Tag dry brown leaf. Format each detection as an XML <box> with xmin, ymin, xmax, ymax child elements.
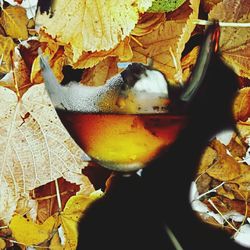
<box><xmin>201</xmin><ymin>0</ymin><xmax>222</xmax><ymax>12</ymax></box>
<box><xmin>233</xmin><ymin>87</ymin><xmax>250</xmax><ymax>122</ymax></box>
<box><xmin>207</xmin><ymin>140</ymin><xmax>241</xmax><ymax>181</ymax></box>
<box><xmin>0</xmin><ymin>46</ymin><xmax>36</xmax><ymax>97</ymax></box>
<box><xmin>81</xmin><ymin>57</ymin><xmax>118</xmax><ymax>86</ymax></box>
<box><xmin>36</xmin><ymin>0</ymin><xmax>152</xmax><ymax>62</ymax></box>
<box><xmin>227</xmin><ymin>135</ymin><xmax>247</xmax><ymax>159</ymax></box>
<box><xmin>69</xmin><ymin>36</ymin><xmax>133</xmax><ymax>69</ymax></box>
<box><xmin>204</xmin><ymin>196</ymin><xmax>250</xmax><ymax>217</ymax></box>
<box><xmin>237</xmin><ymin>120</ymin><xmax>250</xmax><ymax>139</ymax></box>
<box><xmin>32</xmin><ymin>176</ymin><xmax>94</xmax><ymax>223</ymax></box>
<box><xmin>131</xmin><ymin>12</ymin><xmax>166</xmax><ymax>36</ymax></box>
<box><xmin>197</xmin><ymin>146</ymin><xmax>217</xmax><ymax>175</ymax></box>
<box><xmin>0</xmin><ymin>84</ymin><xmax>91</xmax><ymax>223</ymax></box>
<box><xmin>31</xmin><ymin>31</ymin><xmax>65</xmax><ymax>84</ymax></box>
<box><xmin>0</xmin><ymin>34</ymin><xmax>15</xmax><ymax>74</ymax></box>
<box><xmin>19</xmin><ymin>40</ymin><xmax>41</xmax><ymax>71</ymax></box>
<box><xmin>131</xmin><ymin>0</ymin><xmax>200</xmax><ymax>83</ymax></box>
<box><xmin>235</xmin><ymin>167</ymin><xmax>250</xmax><ymax>192</ymax></box>
<box><xmin>0</xmin><ymin>5</ymin><xmax>28</xmax><ymax>40</ymax></box>
<box><xmin>181</xmin><ymin>46</ymin><xmax>199</xmax><ymax>83</ymax></box>
<box><xmin>209</xmin><ymin>0</ymin><xmax>250</xmax><ymax>79</ymax></box>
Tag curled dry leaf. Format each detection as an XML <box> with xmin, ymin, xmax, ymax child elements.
<box><xmin>207</xmin><ymin>140</ymin><xmax>241</xmax><ymax>181</ymax></box>
<box><xmin>31</xmin><ymin>31</ymin><xmax>65</xmax><ymax>84</ymax></box>
<box><xmin>36</xmin><ymin>0</ymin><xmax>152</xmax><ymax>62</ymax></box>
<box><xmin>131</xmin><ymin>0</ymin><xmax>200</xmax><ymax>83</ymax></box>
<box><xmin>0</xmin><ymin>5</ymin><xmax>29</xmax><ymax>40</ymax></box>
<box><xmin>0</xmin><ymin>34</ymin><xmax>15</xmax><ymax>74</ymax></box>
<box><xmin>233</xmin><ymin>87</ymin><xmax>250</xmax><ymax>122</ymax></box>
<box><xmin>0</xmin><ymin>84</ymin><xmax>89</xmax><ymax>223</ymax></box>
<box><xmin>209</xmin><ymin>0</ymin><xmax>250</xmax><ymax>79</ymax></box>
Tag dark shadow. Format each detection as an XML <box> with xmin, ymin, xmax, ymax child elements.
<box><xmin>76</xmin><ymin>53</ymin><xmax>247</xmax><ymax>250</ymax></box>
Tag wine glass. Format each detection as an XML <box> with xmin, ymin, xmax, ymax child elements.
<box><xmin>40</xmin><ymin>23</ymin><xmax>220</xmax><ymax>176</ymax></box>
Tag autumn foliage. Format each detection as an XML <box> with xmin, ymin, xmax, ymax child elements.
<box><xmin>0</xmin><ymin>0</ymin><xmax>250</xmax><ymax>249</ymax></box>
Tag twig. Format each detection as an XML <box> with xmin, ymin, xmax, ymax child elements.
<box><xmin>54</xmin><ymin>179</ymin><xmax>62</xmax><ymax>212</ymax></box>
<box><xmin>194</xmin><ymin>19</ymin><xmax>250</xmax><ymax>28</ymax></box>
<box><xmin>208</xmin><ymin>199</ymin><xmax>238</xmax><ymax>232</ymax></box>
<box><xmin>195</xmin><ymin>181</ymin><xmax>225</xmax><ymax>201</ymax></box>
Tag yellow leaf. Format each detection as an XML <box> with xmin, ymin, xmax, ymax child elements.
<box><xmin>60</xmin><ymin>191</ymin><xmax>103</xmax><ymax>249</ymax></box>
<box><xmin>0</xmin><ymin>238</ymin><xmax>6</xmax><ymax>250</ymax></box>
<box><xmin>131</xmin><ymin>0</ymin><xmax>200</xmax><ymax>83</ymax></box>
<box><xmin>209</xmin><ymin>0</ymin><xmax>250</xmax><ymax>79</ymax></box>
<box><xmin>81</xmin><ymin>57</ymin><xmax>118</xmax><ymax>86</ymax></box>
<box><xmin>36</xmin><ymin>0</ymin><xmax>152</xmax><ymax>62</ymax></box>
<box><xmin>70</xmin><ymin>36</ymin><xmax>133</xmax><ymax>69</ymax></box>
<box><xmin>49</xmin><ymin>230</ymin><xmax>64</xmax><ymax>250</ymax></box>
<box><xmin>9</xmin><ymin>214</ymin><xmax>56</xmax><ymax>246</ymax></box>
<box><xmin>0</xmin><ymin>34</ymin><xmax>15</xmax><ymax>74</ymax></box>
<box><xmin>1</xmin><ymin>5</ymin><xmax>28</xmax><ymax>40</ymax></box>
<box><xmin>31</xmin><ymin>30</ymin><xmax>65</xmax><ymax>84</ymax></box>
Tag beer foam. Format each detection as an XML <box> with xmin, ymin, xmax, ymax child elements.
<box><xmin>41</xmin><ymin>55</ymin><xmax>169</xmax><ymax>114</ymax></box>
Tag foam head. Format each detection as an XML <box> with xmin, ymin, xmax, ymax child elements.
<box><xmin>40</xmin><ymin>57</ymin><xmax>169</xmax><ymax>114</ymax></box>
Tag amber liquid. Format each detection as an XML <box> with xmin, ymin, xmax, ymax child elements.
<box><xmin>57</xmin><ymin>110</ymin><xmax>187</xmax><ymax>172</ymax></box>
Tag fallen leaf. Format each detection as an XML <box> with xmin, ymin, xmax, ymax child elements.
<box><xmin>0</xmin><ymin>34</ymin><xmax>15</xmax><ymax>74</ymax></box>
<box><xmin>201</xmin><ymin>0</ymin><xmax>223</xmax><ymax>12</ymax></box>
<box><xmin>81</xmin><ymin>57</ymin><xmax>118</xmax><ymax>86</ymax></box>
<box><xmin>32</xmin><ymin>176</ymin><xmax>94</xmax><ymax>223</ymax></box>
<box><xmin>233</xmin><ymin>87</ymin><xmax>250</xmax><ymax>122</ymax></box>
<box><xmin>0</xmin><ymin>238</ymin><xmax>6</xmax><ymax>249</ymax></box>
<box><xmin>18</xmin><ymin>39</ymin><xmax>41</xmax><ymax>71</ymax></box>
<box><xmin>9</xmin><ymin>214</ymin><xmax>56</xmax><ymax>246</ymax></box>
<box><xmin>0</xmin><ymin>181</ymin><xmax>17</xmax><ymax>224</ymax></box>
<box><xmin>0</xmin><ymin>5</ymin><xmax>29</xmax><ymax>40</ymax></box>
<box><xmin>36</xmin><ymin>0</ymin><xmax>152</xmax><ymax>62</ymax></box>
<box><xmin>209</xmin><ymin>0</ymin><xmax>250</xmax><ymax>79</ymax></box>
<box><xmin>206</xmin><ymin>140</ymin><xmax>241</xmax><ymax>181</ymax></box>
<box><xmin>148</xmin><ymin>0</ymin><xmax>186</xmax><ymax>12</ymax></box>
<box><xmin>237</xmin><ymin>120</ymin><xmax>250</xmax><ymax>140</ymax></box>
<box><xmin>131</xmin><ymin>13</ymin><xmax>166</xmax><ymax>36</ymax></box>
<box><xmin>131</xmin><ymin>0</ymin><xmax>200</xmax><ymax>83</ymax></box>
<box><xmin>197</xmin><ymin>146</ymin><xmax>217</xmax><ymax>175</ymax></box>
<box><xmin>68</xmin><ymin>36</ymin><xmax>133</xmax><ymax>69</ymax></box>
<box><xmin>204</xmin><ymin>196</ymin><xmax>250</xmax><ymax>217</ymax></box>
<box><xmin>60</xmin><ymin>190</ymin><xmax>103</xmax><ymax>249</ymax></box>
<box><xmin>0</xmin><ymin>83</ymin><xmax>90</xmax><ymax>222</ymax></box>
<box><xmin>227</xmin><ymin>135</ymin><xmax>247</xmax><ymax>159</ymax></box>
<box><xmin>181</xmin><ymin>46</ymin><xmax>199</xmax><ymax>83</ymax></box>
<box><xmin>31</xmin><ymin>31</ymin><xmax>65</xmax><ymax>84</ymax></box>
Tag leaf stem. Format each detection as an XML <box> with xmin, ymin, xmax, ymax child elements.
<box><xmin>194</xmin><ymin>19</ymin><xmax>250</xmax><ymax>28</ymax></box>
